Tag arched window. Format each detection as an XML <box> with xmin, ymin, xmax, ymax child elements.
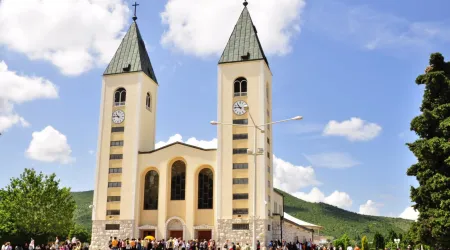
<box><xmin>234</xmin><ymin>77</ymin><xmax>247</xmax><ymax>97</ymax></box>
<box><xmin>143</xmin><ymin>170</ymin><xmax>159</xmax><ymax>210</ymax></box>
<box><xmin>171</xmin><ymin>160</ymin><xmax>186</xmax><ymax>200</ymax></box>
<box><xmin>146</xmin><ymin>92</ymin><xmax>151</xmax><ymax>111</ymax></box>
<box><xmin>198</xmin><ymin>168</ymin><xmax>213</xmax><ymax>209</ymax></box>
<box><xmin>114</xmin><ymin>88</ymin><xmax>126</xmax><ymax>106</ymax></box>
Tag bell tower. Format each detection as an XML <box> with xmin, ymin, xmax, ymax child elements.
<box><xmin>216</xmin><ymin>0</ymin><xmax>274</xmax><ymax>244</ymax></box>
<box><xmin>91</xmin><ymin>8</ymin><xmax>158</xmax><ymax>248</ymax></box>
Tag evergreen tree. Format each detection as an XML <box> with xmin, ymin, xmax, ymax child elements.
<box><xmin>387</xmin><ymin>230</ymin><xmax>398</xmax><ymax>245</ymax></box>
<box><xmin>407</xmin><ymin>52</ymin><xmax>450</xmax><ymax>248</ymax></box>
<box><xmin>373</xmin><ymin>232</ymin><xmax>385</xmax><ymax>250</ymax></box>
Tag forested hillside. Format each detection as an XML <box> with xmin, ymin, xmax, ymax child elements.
<box><xmin>72</xmin><ymin>189</ymin><xmax>412</xmax><ymax>240</ymax></box>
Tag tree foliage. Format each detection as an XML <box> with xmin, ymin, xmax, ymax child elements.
<box><xmin>386</xmin><ymin>230</ymin><xmax>398</xmax><ymax>245</ymax></box>
<box><xmin>0</xmin><ymin>168</ymin><xmax>76</xmax><ymax>240</ymax></box>
<box><xmin>373</xmin><ymin>232</ymin><xmax>385</xmax><ymax>250</ymax></box>
<box><xmin>69</xmin><ymin>224</ymin><xmax>90</xmax><ymax>243</ymax></box>
<box><xmin>361</xmin><ymin>236</ymin><xmax>369</xmax><ymax>250</ymax></box>
<box><xmin>407</xmin><ymin>52</ymin><xmax>450</xmax><ymax>248</ymax></box>
<box><xmin>334</xmin><ymin>233</ymin><xmax>351</xmax><ymax>249</ymax></box>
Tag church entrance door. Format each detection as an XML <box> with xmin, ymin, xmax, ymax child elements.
<box><xmin>197</xmin><ymin>230</ymin><xmax>212</xmax><ymax>241</ymax></box>
<box><xmin>142</xmin><ymin>230</ymin><xmax>155</xmax><ymax>238</ymax></box>
<box><xmin>169</xmin><ymin>230</ymin><xmax>183</xmax><ymax>239</ymax></box>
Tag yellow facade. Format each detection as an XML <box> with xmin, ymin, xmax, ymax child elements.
<box><xmin>90</xmin><ymin>3</ymin><xmax>314</xmax><ymax>250</ymax></box>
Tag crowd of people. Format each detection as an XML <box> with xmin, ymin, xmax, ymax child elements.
<box><xmin>1</xmin><ymin>237</ymin><xmax>89</xmax><ymax>250</ymax></box>
<box><xmin>106</xmin><ymin>237</ymin><xmax>320</xmax><ymax>250</ymax></box>
<box><xmin>108</xmin><ymin>237</ymin><xmax>217</xmax><ymax>250</ymax></box>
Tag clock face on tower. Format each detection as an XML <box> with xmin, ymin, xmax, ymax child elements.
<box><xmin>233</xmin><ymin>100</ymin><xmax>248</xmax><ymax>116</ymax></box>
<box><xmin>112</xmin><ymin>110</ymin><xmax>125</xmax><ymax>124</ymax></box>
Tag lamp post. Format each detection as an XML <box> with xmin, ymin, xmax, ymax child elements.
<box><xmin>394</xmin><ymin>239</ymin><xmax>400</xmax><ymax>249</ymax></box>
<box><xmin>211</xmin><ymin>105</ymin><xmax>302</xmax><ymax>250</ymax></box>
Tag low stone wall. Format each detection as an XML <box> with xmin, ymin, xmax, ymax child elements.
<box><xmin>282</xmin><ymin>221</ymin><xmax>312</xmax><ymax>243</ymax></box>
<box><xmin>216</xmin><ymin>219</ymin><xmax>268</xmax><ymax>247</ymax></box>
<box><xmin>90</xmin><ymin>220</ymin><xmax>134</xmax><ymax>250</ymax></box>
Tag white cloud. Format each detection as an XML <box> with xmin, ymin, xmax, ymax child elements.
<box><xmin>26</xmin><ymin>126</ymin><xmax>75</xmax><ymax>164</ymax></box>
<box><xmin>323</xmin><ymin>117</ymin><xmax>382</xmax><ymax>141</ymax></box>
<box><xmin>359</xmin><ymin>200</ymin><xmax>383</xmax><ymax>216</ymax></box>
<box><xmin>155</xmin><ymin>134</ymin><xmax>217</xmax><ymax>149</ymax></box>
<box><xmin>160</xmin><ymin>0</ymin><xmax>306</xmax><ymax>57</ymax></box>
<box><xmin>0</xmin><ymin>61</ymin><xmax>58</xmax><ymax>132</ymax></box>
<box><xmin>304</xmin><ymin>152</ymin><xmax>360</xmax><ymax>169</ymax></box>
<box><xmin>399</xmin><ymin>206</ymin><xmax>419</xmax><ymax>221</ymax></box>
<box><xmin>89</xmin><ymin>150</ymin><xmax>95</xmax><ymax>155</ymax></box>
<box><xmin>0</xmin><ymin>0</ymin><xmax>129</xmax><ymax>75</ymax></box>
<box><xmin>293</xmin><ymin>187</ymin><xmax>353</xmax><ymax>209</ymax></box>
<box><xmin>306</xmin><ymin>0</ymin><xmax>450</xmax><ymax>53</ymax></box>
<box><xmin>273</xmin><ymin>155</ymin><xmax>320</xmax><ymax>192</ymax></box>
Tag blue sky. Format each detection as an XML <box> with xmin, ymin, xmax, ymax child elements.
<box><xmin>1</xmin><ymin>0</ymin><xmax>449</xmax><ymax>220</ymax></box>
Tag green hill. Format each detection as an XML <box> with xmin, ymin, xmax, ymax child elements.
<box><xmin>72</xmin><ymin>190</ymin><xmax>94</xmax><ymax>230</ymax></box>
<box><xmin>278</xmin><ymin>189</ymin><xmax>412</xmax><ymax>240</ymax></box>
<box><xmin>72</xmin><ymin>189</ymin><xmax>412</xmax><ymax>240</ymax></box>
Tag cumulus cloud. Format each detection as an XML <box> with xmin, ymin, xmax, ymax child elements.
<box><xmin>359</xmin><ymin>200</ymin><xmax>383</xmax><ymax>216</ymax></box>
<box><xmin>0</xmin><ymin>61</ymin><xmax>58</xmax><ymax>132</ymax></box>
<box><xmin>160</xmin><ymin>0</ymin><xmax>306</xmax><ymax>57</ymax></box>
<box><xmin>273</xmin><ymin>155</ymin><xmax>320</xmax><ymax>192</ymax></box>
<box><xmin>26</xmin><ymin>126</ymin><xmax>75</xmax><ymax>164</ymax></box>
<box><xmin>323</xmin><ymin>117</ymin><xmax>382</xmax><ymax>141</ymax></box>
<box><xmin>155</xmin><ymin>134</ymin><xmax>217</xmax><ymax>149</ymax></box>
<box><xmin>0</xmin><ymin>0</ymin><xmax>129</xmax><ymax>75</ymax></box>
<box><xmin>304</xmin><ymin>152</ymin><xmax>360</xmax><ymax>169</ymax></box>
<box><xmin>399</xmin><ymin>206</ymin><xmax>419</xmax><ymax>221</ymax></box>
<box><xmin>293</xmin><ymin>187</ymin><xmax>353</xmax><ymax>209</ymax></box>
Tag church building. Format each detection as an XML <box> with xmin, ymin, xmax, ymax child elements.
<box><xmin>91</xmin><ymin>2</ymin><xmax>320</xmax><ymax>249</ymax></box>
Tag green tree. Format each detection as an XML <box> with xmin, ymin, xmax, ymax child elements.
<box><xmin>69</xmin><ymin>224</ymin><xmax>90</xmax><ymax>243</ymax></box>
<box><xmin>407</xmin><ymin>52</ymin><xmax>450</xmax><ymax>248</ymax></box>
<box><xmin>0</xmin><ymin>169</ymin><xmax>76</xmax><ymax>239</ymax></box>
<box><xmin>373</xmin><ymin>232</ymin><xmax>385</xmax><ymax>250</ymax></box>
<box><xmin>387</xmin><ymin>230</ymin><xmax>398</xmax><ymax>244</ymax></box>
<box><xmin>355</xmin><ymin>235</ymin><xmax>361</xmax><ymax>245</ymax></box>
<box><xmin>340</xmin><ymin>233</ymin><xmax>351</xmax><ymax>249</ymax></box>
<box><xmin>361</xmin><ymin>236</ymin><xmax>369</xmax><ymax>250</ymax></box>
<box><xmin>385</xmin><ymin>242</ymin><xmax>396</xmax><ymax>250</ymax></box>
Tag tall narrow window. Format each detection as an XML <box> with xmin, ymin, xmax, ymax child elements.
<box><xmin>114</xmin><ymin>88</ymin><xmax>126</xmax><ymax>106</ymax></box>
<box><xmin>171</xmin><ymin>160</ymin><xmax>186</xmax><ymax>200</ymax></box>
<box><xmin>234</xmin><ymin>78</ymin><xmax>247</xmax><ymax>97</ymax></box>
<box><xmin>146</xmin><ymin>92</ymin><xmax>152</xmax><ymax>111</ymax></box>
<box><xmin>144</xmin><ymin>170</ymin><xmax>159</xmax><ymax>210</ymax></box>
<box><xmin>198</xmin><ymin>168</ymin><xmax>213</xmax><ymax>209</ymax></box>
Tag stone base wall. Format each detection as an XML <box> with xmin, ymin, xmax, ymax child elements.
<box><xmin>282</xmin><ymin>221</ymin><xmax>312</xmax><ymax>243</ymax></box>
<box><xmin>90</xmin><ymin>220</ymin><xmax>134</xmax><ymax>250</ymax></box>
<box><xmin>216</xmin><ymin>219</ymin><xmax>268</xmax><ymax>247</ymax></box>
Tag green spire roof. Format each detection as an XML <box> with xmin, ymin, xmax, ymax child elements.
<box><xmin>104</xmin><ymin>21</ymin><xmax>158</xmax><ymax>83</ymax></box>
<box><xmin>219</xmin><ymin>6</ymin><xmax>268</xmax><ymax>66</ymax></box>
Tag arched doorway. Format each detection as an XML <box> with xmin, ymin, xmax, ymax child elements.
<box><xmin>166</xmin><ymin>217</ymin><xmax>185</xmax><ymax>239</ymax></box>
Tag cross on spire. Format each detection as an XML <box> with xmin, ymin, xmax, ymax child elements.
<box><xmin>243</xmin><ymin>0</ymin><xmax>248</xmax><ymax>7</ymax></box>
<box><xmin>132</xmin><ymin>2</ymin><xmax>139</xmax><ymax>21</ymax></box>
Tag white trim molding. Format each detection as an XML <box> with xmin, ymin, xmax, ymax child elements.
<box><xmin>138</xmin><ymin>224</ymin><xmax>158</xmax><ymax>230</ymax></box>
<box><xmin>165</xmin><ymin>216</ymin><xmax>187</xmax><ymax>239</ymax></box>
<box><xmin>193</xmin><ymin>225</ymin><xmax>214</xmax><ymax>230</ymax></box>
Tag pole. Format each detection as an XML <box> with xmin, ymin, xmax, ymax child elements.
<box><xmin>252</xmin><ymin>124</ymin><xmax>257</xmax><ymax>250</ymax></box>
